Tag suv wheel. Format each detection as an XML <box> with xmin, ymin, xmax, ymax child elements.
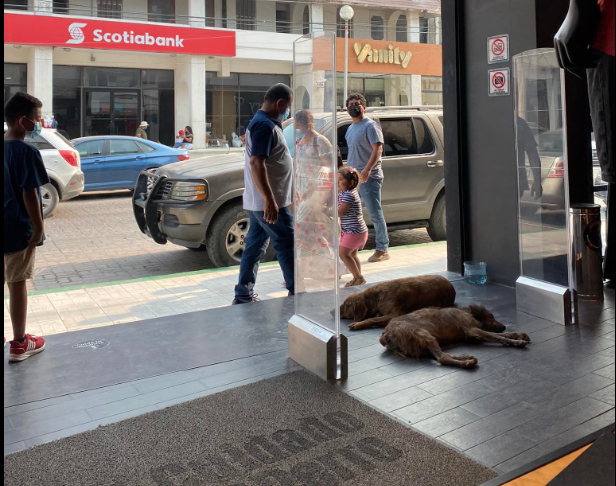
<box><xmin>41</xmin><ymin>183</ymin><xmax>59</xmax><ymax>218</ymax></box>
<box><xmin>427</xmin><ymin>194</ymin><xmax>447</xmax><ymax>241</ymax></box>
<box><xmin>207</xmin><ymin>202</ymin><xmax>276</xmax><ymax>268</ymax></box>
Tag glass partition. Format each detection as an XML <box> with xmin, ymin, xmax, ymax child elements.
<box><xmin>513</xmin><ymin>49</ymin><xmax>570</xmax><ymax>288</ymax></box>
<box><xmin>293</xmin><ymin>33</ymin><xmax>341</xmax><ymax>337</ymax></box>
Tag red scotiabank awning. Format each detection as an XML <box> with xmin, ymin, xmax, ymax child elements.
<box><xmin>4</xmin><ymin>12</ymin><xmax>236</xmax><ymax>57</ymax></box>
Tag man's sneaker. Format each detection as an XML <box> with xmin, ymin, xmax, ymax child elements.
<box><xmin>9</xmin><ymin>335</ymin><xmax>46</xmax><ymax>362</ymax></box>
<box><xmin>368</xmin><ymin>251</ymin><xmax>390</xmax><ymax>263</ymax></box>
<box><xmin>232</xmin><ymin>295</ymin><xmax>260</xmax><ymax>306</ymax></box>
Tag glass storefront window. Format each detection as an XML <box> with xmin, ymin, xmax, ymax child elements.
<box><xmin>422</xmin><ymin>76</ymin><xmax>443</xmax><ymax>105</ymax></box>
<box><xmin>206</xmin><ymin>72</ymin><xmax>291</xmax><ymax>147</ymax></box>
<box><xmin>4</xmin><ymin>63</ymin><xmax>27</xmax><ymax>106</ymax></box>
<box><xmin>53</xmin><ymin>66</ymin><xmax>81</xmax><ymax>139</ymax></box>
<box><xmin>84</xmin><ymin>68</ymin><xmax>141</xmax><ymax>88</ymax></box>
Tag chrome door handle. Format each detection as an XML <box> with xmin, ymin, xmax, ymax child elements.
<box><xmin>427</xmin><ymin>160</ymin><xmax>444</xmax><ymax>168</ymax></box>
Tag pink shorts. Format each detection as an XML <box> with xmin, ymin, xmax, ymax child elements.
<box><xmin>340</xmin><ymin>232</ymin><xmax>369</xmax><ymax>250</ymax></box>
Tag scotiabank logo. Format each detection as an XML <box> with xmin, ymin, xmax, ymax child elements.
<box><xmin>67</xmin><ymin>22</ymin><xmax>87</xmax><ymax>45</ymax></box>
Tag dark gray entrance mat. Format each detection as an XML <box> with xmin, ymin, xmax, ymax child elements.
<box><xmin>4</xmin><ymin>371</ymin><xmax>497</xmax><ymax>486</ymax></box>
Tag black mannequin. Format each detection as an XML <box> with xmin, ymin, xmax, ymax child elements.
<box><xmin>554</xmin><ymin>0</ymin><xmax>601</xmax><ymax>71</ymax></box>
<box><xmin>555</xmin><ymin>0</ymin><xmax>615</xmax><ymax>285</ymax></box>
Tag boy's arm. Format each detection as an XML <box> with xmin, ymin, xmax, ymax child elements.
<box><xmin>23</xmin><ymin>189</ymin><xmax>44</xmax><ymax>247</ymax></box>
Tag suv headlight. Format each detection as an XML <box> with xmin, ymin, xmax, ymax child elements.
<box><xmin>168</xmin><ymin>181</ymin><xmax>207</xmax><ymax>202</ymax></box>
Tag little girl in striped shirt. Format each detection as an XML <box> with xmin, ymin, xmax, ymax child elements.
<box><xmin>338</xmin><ymin>167</ymin><xmax>369</xmax><ymax>287</ymax></box>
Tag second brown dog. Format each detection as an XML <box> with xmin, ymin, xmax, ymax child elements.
<box><xmin>340</xmin><ymin>275</ymin><xmax>456</xmax><ymax>330</ymax></box>
<box><xmin>379</xmin><ymin>305</ymin><xmax>531</xmax><ymax>368</ymax></box>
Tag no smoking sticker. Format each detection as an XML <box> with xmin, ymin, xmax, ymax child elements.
<box><xmin>488</xmin><ymin>34</ymin><xmax>509</xmax><ymax>63</ymax></box>
<box><xmin>489</xmin><ymin>68</ymin><xmax>510</xmax><ymax>96</ymax></box>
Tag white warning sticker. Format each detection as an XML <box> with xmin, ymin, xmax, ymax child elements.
<box><xmin>488</xmin><ymin>34</ymin><xmax>510</xmax><ymax>64</ymax></box>
<box><xmin>489</xmin><ymin>68</ymin><xmax>510</xmax><ymax>97</ymax></box>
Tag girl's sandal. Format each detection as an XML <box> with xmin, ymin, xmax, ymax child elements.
<box><xmin>351</xmin><ymin>277</ymin><xmax>366</xmax><ymax>287</ymax></box>
<box><xmin>345</xmin><ymin>278</ymin><xmax>357</xmax><ymax>288</ymax></box>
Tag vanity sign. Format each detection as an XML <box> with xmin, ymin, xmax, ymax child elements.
<box><xmin>354</xmin><ymin>42</ymin><xmax>413</xmax><ymax>69</ymax></box>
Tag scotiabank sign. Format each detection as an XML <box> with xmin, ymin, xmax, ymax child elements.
<box><xmin>4</xmin><ymin>13</ymin><xmax>236</xmax><ymax>57</ymax></box>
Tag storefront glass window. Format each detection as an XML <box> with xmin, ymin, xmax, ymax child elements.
<box><xmin>422</xmin><ymin>76</ymin><xmax>443</xmax><ymax>105</ymax></box>
<box><xmin>53</xmin><ymin>66</ymin><xmax>81</xmax><ymax>139</ymax></box>
<box><xmin>84</xmin><ymin>68</ymin><xmax>141</xmax><ymax>88</ymax></box>
<box><xmin>4</xmin><ymin>63</ymin><xmax>27</xmax><ymax>106</ymax></box>
<box><xmin>206</xmin><ymin>72</ymin><xmax>291</xmax><ymax>146</ymax></box>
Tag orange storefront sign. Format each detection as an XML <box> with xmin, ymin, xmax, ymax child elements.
<box><xmin>314</xmin><ymin>37</ymin><xmax>442</xmax><ymax>76</ymax></box>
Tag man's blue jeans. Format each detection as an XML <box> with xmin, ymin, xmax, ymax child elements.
<box><xmin>359</xmin><ymin>177</ymin><xmax>389</xmax><ymax>252</ymax></box>
<box><xmin>234</xmin><ymin>207</ymin><xmax>295</xmax><ymax>302</ymax></box>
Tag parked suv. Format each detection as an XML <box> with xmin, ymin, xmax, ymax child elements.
<box><xmin>4</xmin><ymin>124</ymin><xmax>84</xmax><ymax>218</ymax></box>
<box><xmin>133</xmin><ymin>107</ymin><xmax>445</xmax><ymax>268</ymax></box>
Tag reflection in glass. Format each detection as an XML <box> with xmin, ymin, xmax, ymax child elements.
<box><xmin>514</xmin><ymin>49</ymin><xmax>569</xmax><ymax>287</ymax></box>
<box><xmin>293</xmin><ymin>33</ymin><xmax>341</xmax><ymax>336</ymax></box>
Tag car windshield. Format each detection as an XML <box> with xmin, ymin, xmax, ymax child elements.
<box><xmin>282</xmin><ymin>116</ymin><xmax>330</xmax><ymax>157</ymax></box>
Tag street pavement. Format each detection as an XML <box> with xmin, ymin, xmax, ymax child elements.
<box><xmin>18</xmin><ymin>192</ymin><xmax>435</xmax><ymax>291</ymax></box>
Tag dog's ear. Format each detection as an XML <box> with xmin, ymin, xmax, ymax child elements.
<box><xmin>468</xmin><ymin>304</ymin><xmax>487</xmax><ymax>319</ymax></box>
<box><xmin>354</xmin><ymin>300</ymin><xmax>368</xmax><ymax>322</ymax></box>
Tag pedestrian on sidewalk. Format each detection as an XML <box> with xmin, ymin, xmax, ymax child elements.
<box><xmin>136</xmin><ymin>121</ymin><xmax>149</xmax><ymax>140</ymax></box>
<box><xmin>4</xmin><ymin>92</ymin><xmax>49</xmax><ymax>362</ymax></box>
<box><xmin>338</xmin><ymin>167</ymin><xmax>369</xmax><ymax>287</ymax></box>
<box><xmin>345</xmin><ymin>93</ymin><xmax>390</xmax><ymax>263</ymax></box>
<box><xmin>233</xmin><ymin>84</ymin><xmax>295</xmax><ymax>305</ymax></box>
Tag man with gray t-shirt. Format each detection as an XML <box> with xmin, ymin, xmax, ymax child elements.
<box><xmin>234</xmin><ymin>84</ymin><xmax>295</xmax><ymax>305</ymax></box>
<box><xmin>345</xmin><ymin>93</ymin><xmax>389</xmax><ymax>262</ymax></box>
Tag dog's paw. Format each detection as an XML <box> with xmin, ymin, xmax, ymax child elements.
<box><xmin>508</xmin><ymin>332</ymin><xmax>531</xmax><ymax>342</ymax></box>
<box><xmin>512</xmin><ymin>339</ymin><xmax>530</xmax><ymax>348</ymax></box>
<box><xmin>459</xmin><ymin>357</ymin><xmax>478</xmax><ymax>369</ymax></box>
<box><xmin>348</xmin><ymin>323</ymin><xmax>359</xmax><ymax>331</ymax></box>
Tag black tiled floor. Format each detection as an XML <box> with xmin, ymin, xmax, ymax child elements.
<box><xmin>3</xmin><ymin>281</ymin><xmax>614</xmax><ymax>480</ymax></box>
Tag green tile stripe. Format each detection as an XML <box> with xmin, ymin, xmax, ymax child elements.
<box><xmin>4</xmin><ymin>241</ymin><xmax>446</xmax><ymax>299</ymax></box>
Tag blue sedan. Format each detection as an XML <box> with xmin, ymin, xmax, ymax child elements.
<box><xmin>72</xmin><ymin>136</ymin><xmax>190</xmax><ymax>192</ymax></box>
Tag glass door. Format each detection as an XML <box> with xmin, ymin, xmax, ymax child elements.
<box><xmin>83</xmin><ymin>89</ymin><xmax>141</xmax><ymax>137</ymax></box>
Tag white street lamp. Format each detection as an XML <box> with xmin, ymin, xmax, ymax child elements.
<box><xmin>340</xmin><ymin>5</ymin><xmax>355</xmax><ymax>108</ymax></box>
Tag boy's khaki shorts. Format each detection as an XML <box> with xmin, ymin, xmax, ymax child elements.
<box><xmin>4</xmin><ymin>247</ymin><xmax>36</xmax><ymax>284</ymax></box>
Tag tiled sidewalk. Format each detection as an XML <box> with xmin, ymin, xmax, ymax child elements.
<box><xmin>4</xmin><ymin>242</ymin><xmax>447</xmax><ymax>338</ymax></box>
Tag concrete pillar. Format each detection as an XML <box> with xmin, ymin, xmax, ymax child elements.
<box><xmin>408</xmin><ymin>10</ymin><xmax>420</xmax><ymax>43</ymax></box>
<box><xmin>189</xmin><ymin>0</ymin><xmax>206</xmax><ymax>28</ymax></box>
<box><xmin>175</xmin><ymin>56</ymin><xmax>207</xmax><ymax>150</ymax></box>
<box><xmin>27</xmin><ymin>47</ymin><xmax>53</xmax><ymax>115</ymax></box>
<box><xmin>411</xmin><ymin>74</ymin><xmax>422</xmax><ymax>105</ymax></box>
<box><xmin>310</xmin><ymin>4</ymin><xmax>324</xmax><ymax>34</ymax></box>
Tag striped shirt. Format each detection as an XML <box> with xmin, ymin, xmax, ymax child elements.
<box><xmin>339</xmin><ymin>189</ymin><xmax>368</xmax><ymax>235</ymax></box>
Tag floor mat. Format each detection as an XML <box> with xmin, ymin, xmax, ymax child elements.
<box><xmin>4</xmin><ymin>371</ymin><xmax>497</xmax><ymax>486</ymax></box>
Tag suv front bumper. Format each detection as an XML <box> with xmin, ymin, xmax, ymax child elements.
<box><xmin>132</xmin><ymin>171</ymin><xmax>210</xmax><ymax>248</ymax></box>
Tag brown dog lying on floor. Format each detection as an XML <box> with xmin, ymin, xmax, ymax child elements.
<box><xmin>379</xmin><ymin>305</ymin><xmax>531</xmax><ymax>368</ymax></box>
<box><xmin>340</xmin><ymin>276</ymin><xmax>456</xmax><ymax>330</ymax></box>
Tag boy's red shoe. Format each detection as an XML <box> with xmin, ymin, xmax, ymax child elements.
<box><xmin>9</xmin><ymin>335</ymin><xmax>46</xmax><ymax>362</ymax></box>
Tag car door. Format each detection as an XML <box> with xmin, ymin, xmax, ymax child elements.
<box><xmin>376</xmin><ymin>115</ymin><xmax>442</xmax><ymax>223</ymax></box>
<box><xmin>106</xmin><ymin>139</ymin><xmax>145</xmax><ymax>190</ymax></box>
<box><xmin>76</xmin><ymin>139</ymin><xmax>107</xmax><ymax>191</ymax></box>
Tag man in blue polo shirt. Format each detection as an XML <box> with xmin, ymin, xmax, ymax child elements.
<box><xmin>234</xmin><ymin>84</ymin><xmax>294</xmax><ymax>305</ymax></box>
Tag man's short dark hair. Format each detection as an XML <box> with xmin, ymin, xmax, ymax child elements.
<box><xmin>4</xmin><ymin>92</ymin><xmax>43</xmax><ymax>126</ymax></box>
<box><xmin>264</xmin><ymin>83</ymin><xmax>293</xmax><ymax>104</ymax></box>
<box><xmin>346</xmin><ymin>93</ymin><xmax>367</xmax><ymax>108</ymax></box>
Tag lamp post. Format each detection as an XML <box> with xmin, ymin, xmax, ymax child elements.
<box><xmin>340</xmin><ymin>5</ymin><xmax>355</xmax><ymax>107</ymax></box>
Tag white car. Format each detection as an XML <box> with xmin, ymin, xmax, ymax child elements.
<box><xmin>4</xmin><ymin>124</ymin><xmax>85</xmax><ymax>217</ymax></box>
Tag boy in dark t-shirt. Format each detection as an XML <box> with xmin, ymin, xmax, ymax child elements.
<box><xmin>4</xmin><ymin>92</ymin><xmax>49</xmax><ymax>362</ymax></box>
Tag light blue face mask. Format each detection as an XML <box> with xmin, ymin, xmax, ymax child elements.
<box><xmin>278</xmin><ymin>108</ymin><xmax>291</xmax><ymax>123</ymax></box>
<box><xmin>24</xmin><ymin>119</ymin><xmax>43</xmax><ymax>139</ymax></box>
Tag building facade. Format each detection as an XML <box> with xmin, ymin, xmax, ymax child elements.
<box><xmin>4</xmin><ymin>0</ymin><xmax>442</xmax><ymax>148</ymax></box>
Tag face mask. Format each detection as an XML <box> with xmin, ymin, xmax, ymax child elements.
<box><xmin>278</xmin><ymin>108</ymin><xmax>290</xmax><ymax>123</ymax></box>
<box><xmin>24</xmin><ymin>119</ymin><xmax>42</xmax><ymax>139</ymax></box>
<box><xmin>348</xmin><ymin>105</ymin><xmax>363</xmax><ymax>118</ymax></box>
<box><xmin>296</xmin><ymin>130</ymin><xmax>304</xmax><ymax>140</ymax></box>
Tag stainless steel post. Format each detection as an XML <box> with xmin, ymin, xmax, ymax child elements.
<box><xmin>569</xmin><ymin>204</ymin><xmax>604</xmax><ymax>301</ymax></box>
<box><xmin>344</xmin><ymin>21</ymin><xmax>349</xmax><ymax>105</ymax></box>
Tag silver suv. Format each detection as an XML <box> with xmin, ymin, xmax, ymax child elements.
<box><xmin>133</xmin><ymin>107</ymin><xmax>445</xmax><ymax>268</ymax></box>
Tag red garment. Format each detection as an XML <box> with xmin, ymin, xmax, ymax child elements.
<box><xmin>593</xmin><ymin>0</ymin><xmax>615</xmax><ymax>57</ymax></box>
